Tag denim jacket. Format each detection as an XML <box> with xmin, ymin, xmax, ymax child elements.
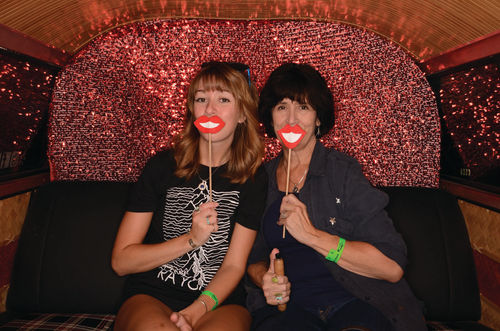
<box><xmin>247</xmin><ymin>141</ymin><xmax>426</xmax><ymax>331</ymax></box>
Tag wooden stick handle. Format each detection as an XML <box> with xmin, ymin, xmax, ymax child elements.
<box><xmin>209</xmin><ymin>133</ymin><xmax>212</xmax><ymax>202</ymax></box>
<box><xmin>285</xmin><ymin>148</ymin><xmax>291</xmax><ymax>194</ymax></box>
<box><xmin>274</xmin><ymin>254</ymin><xmax>287</xmax><ymax>312</ymax></box>
<box><xmin>283</xmin><ymin>148</ymin><xmax>291</xmax><ymax>238</ymax></box>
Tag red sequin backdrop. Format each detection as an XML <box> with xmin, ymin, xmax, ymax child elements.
<box><xmin>49</xmin><ymin>19</ymin><xmax>440</xmax><ymax>186</ymax></box>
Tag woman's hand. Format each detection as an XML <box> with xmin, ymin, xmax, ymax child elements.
<box><xmin>278</xmin><ymin>194</ymin><xmax>318</xmax><ymax>245</ymax></box>
<box><xmin>262</xmin><ymin>249</ymin><xmax>291</xmax><ymax>306</ymax></box>
<box><xmin>170</xmin><ymin>298</ymin><xmax>206</xmax><ymax>331</ymax></box>
<box><xmin>170</xmin><ymin>311</ymin><xmax>192</xmax><ymax>331</ymax></box>
<box><xmin>190</xmin><ymin>201</ymin><xmax>219</xmax><ymax>246</ymax></box>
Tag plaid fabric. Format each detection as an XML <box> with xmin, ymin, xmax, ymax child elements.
<box><xmin>0</xmin><ymin>313</ymin><xmax>114</xmax><ymax>330</ymax></box>
<box><xmin>0</xmin><ymin>314</ymin><xmax>481</xmax><ymax>331</ymax></box>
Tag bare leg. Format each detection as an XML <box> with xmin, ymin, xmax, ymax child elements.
<box><xmin>194</xmin><ymin>304</ymin><xmax>251</xmax><ymax>331</ymax></box>
<box><xmin>114</xmin><ymin>294</ymin><xmax>178</xmax><ymax>331</ymax></box>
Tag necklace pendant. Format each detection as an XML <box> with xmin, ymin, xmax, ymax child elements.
<box><xmin>293</xmin><ymin>185</ymin><xmax>299</xmax><ymax>193</ymax></box>
<box><xmin>198</xmin><ymin>179</ymin><xmax>208</xmax><ymax>191</ymax></box>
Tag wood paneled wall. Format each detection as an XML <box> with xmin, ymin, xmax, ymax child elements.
<box><xmin>0</xmin><ymin>192</ymin><xmax>31</xmax><ymax>312</ymax></box>
<box><xmin>459</xmin><ymin>199</ymin><xmax>500</xmax><ymax>330</ymax></box>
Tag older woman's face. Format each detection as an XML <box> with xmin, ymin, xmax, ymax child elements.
<box><xmin>272</xmin><ymin>98</ymin><xmax>320</xmax><ymax>151</ymax></box>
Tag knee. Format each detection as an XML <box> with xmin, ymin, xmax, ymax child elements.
<box><xmin>115</xmin><ymin>319</ymin><xmax>177</xmax><ymax>331</ymax></box>
<box><xmin>140</xmin><ymin>320</ymin><xmax>178</xmax><ymax>331</ymax></box>
<box><xmin>114</xmin><ymin>296</ymin><xmax>176</xmax><ymax>331</ymax></box>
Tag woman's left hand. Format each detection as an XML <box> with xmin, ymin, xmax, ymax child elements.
<box><xmin>170</xmin><ymin>310</ymin><xmax>192</xmax><ymax>331</ymax></box>
<box><xmin>278</xmin><ymin>194</ymin><xmax>318</xmax><ymax>245</ymax></box>
<box><xmin>170</xmin><ymin>299</ymin><xmax>208</xmax><ymax>331</ymax></box>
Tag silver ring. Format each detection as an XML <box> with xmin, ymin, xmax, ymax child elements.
<box><xmin>276</xmin><ymin>296</ymin><xmax>282</xmax><ymax>301</ymax></box>
<box><xmin>280</xmin><ymin>213</ymin><xmax>287</xmax><ymax>219</ymax></box>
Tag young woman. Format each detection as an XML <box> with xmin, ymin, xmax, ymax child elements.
<box><xmin>112</xmin><ymin>62</ymin><xmax>267</xmax><ymax>331</ymax></box>
<box><xmin>246</xmin><ymin>63</ymin><xmax>426</xmax><ymax>331</ymax></box>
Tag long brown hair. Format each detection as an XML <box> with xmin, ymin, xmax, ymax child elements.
<box><xmin>174</xmin><ymin>62</ymin><xmax>263</xmax><ymax>183</ymax></box>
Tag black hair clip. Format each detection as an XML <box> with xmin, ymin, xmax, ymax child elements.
<box><xmin>201</xmin><ymin>61</ymin><xmax>251</xmax><ymax>87</ymax></box>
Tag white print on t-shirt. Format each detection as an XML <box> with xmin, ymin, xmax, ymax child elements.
<box><xmin>157</xmin><ymin>179</ymin><xmax>240</xmax><ymax>290</ymax></box>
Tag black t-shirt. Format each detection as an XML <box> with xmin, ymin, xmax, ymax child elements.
<box><xmin>125</xmin><ymin>150</ymin><xmax>267</xmax><ymax>306</ymax></box>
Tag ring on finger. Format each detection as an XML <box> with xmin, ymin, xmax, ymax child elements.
<box><xmin>280</xmin><ymin>213</ymin><xmax>287</xmax><ymax>219</ymax></box>
<box><xmin>276</xmin><ymin>296</ymin><xmax>283</xmax><ymax>301</ymax></box>
<box><xmin>271</xmin><ymin>276</ymin><xmax>278</xmax><ymax>283</ymax></box>
<box><xmin>206</xmin><ymin>216</ymin><xmax>210</xmax><ymax>225</ymax></box>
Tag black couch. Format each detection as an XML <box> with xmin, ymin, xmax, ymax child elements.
<box><xmin>0</xmin><ymin>181</ymin><xmax>493</xmax><ymax>330</ymax></box>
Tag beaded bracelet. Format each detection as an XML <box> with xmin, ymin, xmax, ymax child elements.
<box><xmin>200</xmin><ymin>290</ymin><xmax>219</xmax><ymax>310</ymax></box>
<box><xmin>325</xmin><ymin>237</ymin><xmax>346</xmax><ymax>263</ymax></box>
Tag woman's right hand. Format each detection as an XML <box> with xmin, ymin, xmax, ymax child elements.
<box><xmin>262</xmin><ymin>248</ymin><xmax>291</xmax><ymax>306</ymax></box>
<box><xmin>190</xmin><ymin>201</ymin><xmax>219</xmax><ymax>246</ymax></box>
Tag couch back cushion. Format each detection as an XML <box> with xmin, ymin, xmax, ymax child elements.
<box><xmin>7</xmin><ymin>181</ymin><xmax>130</xmax><ymax>313</ymax></box>
<box><xmin>382</xmin><ymin>187</ymin><xmax>481</xmax><ymax>321</ymax></box>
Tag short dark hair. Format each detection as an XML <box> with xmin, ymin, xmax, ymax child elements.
<box><xmin>259</xmin><ymin>63</ymin><xmax>335</xmax><ymax>138</ymax></box>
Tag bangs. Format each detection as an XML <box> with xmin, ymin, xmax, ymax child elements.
<box><xmin>193</xmin><ymin>69</ymin><xmax>233</xmax><ymax>93</ymax></box>
<box><xmin>187</xmin><ymin>62</ymin><xmax>250</xmax><ymax>114</ymax></box>
<box><xmin>273</xmin><ymin>78</ymin><xmax>311</xmax><ymax>105</ymax></box>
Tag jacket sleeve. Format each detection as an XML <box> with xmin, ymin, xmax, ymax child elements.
<box><xmin>343</xmin><ymin>160</ymin><xmax>408</xmax><ymax>269</ymax></box>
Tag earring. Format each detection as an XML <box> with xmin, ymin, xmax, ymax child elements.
<box><xmin>316</xmin><ymin>125</ymin><xmax>320</xmax><ymax>137</ymax></box>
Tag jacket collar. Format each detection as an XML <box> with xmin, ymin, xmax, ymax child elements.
<box><xmin>308</xmin><ymin>140</ymin><xmax>328</xmax><ymax>177</ymax></box>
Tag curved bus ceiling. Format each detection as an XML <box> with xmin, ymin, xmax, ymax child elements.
<box><xmin>0</xmin><ymin>0</ymin><xmax>499</xmax><ymax>61</ymax></box>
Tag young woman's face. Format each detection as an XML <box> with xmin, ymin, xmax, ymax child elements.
<box><xmin>193</xmin><ymin>84</ymin><xmax>246</xmax><ymax>145</ymax></box>
<box><xmin>272</xmin><ymin>98</ymin><xmax>320</xmax><ymax>151</ymax></box>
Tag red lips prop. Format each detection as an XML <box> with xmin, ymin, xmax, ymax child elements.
<box><xmin>194</xmin><ymin>115</ymin><xmax>225</xmax><ymax>134</ymax></box>
<box><xmin>277</xmin><ymin>124</ymin><xmax>306</xmax><ymax>149</ymax></box>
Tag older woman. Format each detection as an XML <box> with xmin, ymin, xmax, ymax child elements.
<box><xmin>246</xmin><ymin>63</ymin><xmax>426</xmax><ymax>331</ymax></box>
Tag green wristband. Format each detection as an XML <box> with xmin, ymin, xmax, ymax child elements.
<box><xmin>200</xmin><ymin>290</ymin><xmax>219</xmax><ymax>310</ymax></box>
<box><xmin>325</xmin><ymin>237</ymin><xmax>346</xmax><ymax>263</ymax></box>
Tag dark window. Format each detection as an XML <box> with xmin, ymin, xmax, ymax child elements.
<box><xmin>0</xmin><ymin>49</ymin><xmax>59</xmax><ymax>181</ymax></box>
<box><xmin>427</xmin><ymin>54</ymin><xmax>500</xmax><ymax>193</ymax></box>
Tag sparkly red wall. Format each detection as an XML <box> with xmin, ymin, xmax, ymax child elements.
<box><xmin>49</xmin><ymin>19</ymin><xmax>440</xmax><ymax>186</ymax></box>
